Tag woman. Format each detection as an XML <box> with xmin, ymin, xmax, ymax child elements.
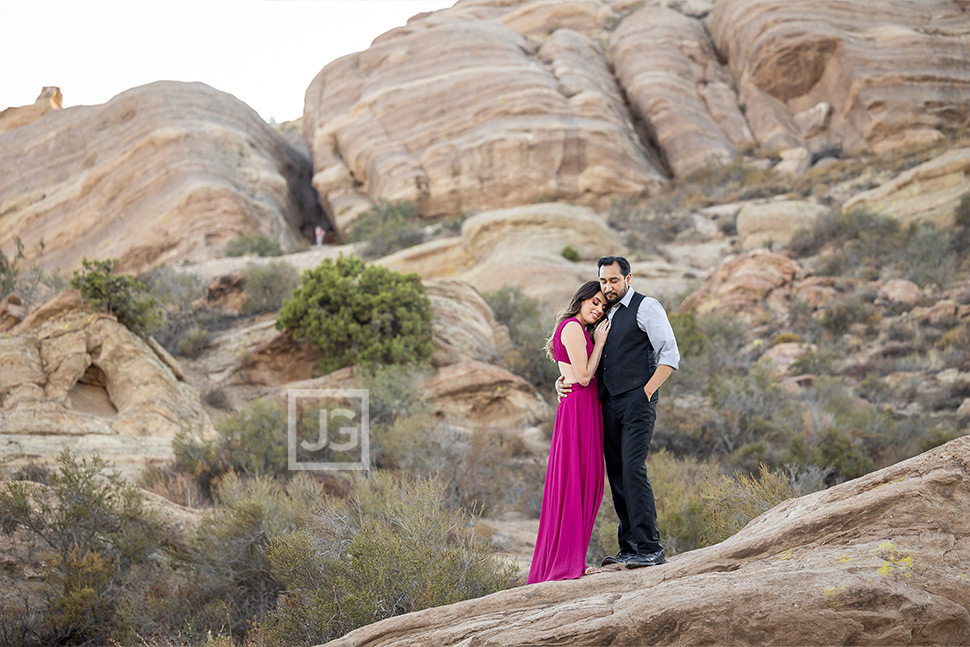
<box><xmin>527</xmin><ymin>281</ymin><xmax>610</xmax><ymax>584</ymax></box>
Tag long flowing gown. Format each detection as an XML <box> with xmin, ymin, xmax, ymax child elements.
<box><xmin>527</xmin><ymin>317</ymin><xmax>605</xmax><ymax>584</ymax></box>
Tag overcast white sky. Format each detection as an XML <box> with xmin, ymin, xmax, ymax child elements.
<box><xmin>0</xmin><ymin>0</ymin><xmax>455</xmax><ymax>123</ymax></box>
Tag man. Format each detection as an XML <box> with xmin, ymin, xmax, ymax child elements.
<box><xmin>558</xmin><ymin>256</ymin><xmax>679</xmax><ymax>568</ymax></box>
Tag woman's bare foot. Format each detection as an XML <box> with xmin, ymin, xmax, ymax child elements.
<box><xmin>584</xmin><ymin>566</ymin><xmax>602</xmax><ymax>575</ymax></box>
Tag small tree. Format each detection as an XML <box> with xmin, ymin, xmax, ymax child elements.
<box><xmin>71</xmin><ymin>258</ymin><xmax>162</xmax><ymax>335</ymax></box>
<box><xmin>276</xmin><ymin>255</ymin><xmax>433</xmax><ymax>373</ymax></box>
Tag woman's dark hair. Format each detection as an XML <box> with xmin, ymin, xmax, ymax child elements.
<box><xmin>545</xmin><ymin>280</ymin><xmax>603</xmax><ymax>360</ymax></box>
<box><xmin>597</xmin><ymin>255</ymin><xmax>631</xmax><ymax>277</ymax></box>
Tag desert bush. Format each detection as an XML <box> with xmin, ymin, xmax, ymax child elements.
<box><xmin>771</xmin><ymin>332</ymin><xmax>802</xmax><ymax>346</ymax></box>
<box><xmin>225</xmin><ymin>234</ymin><xmax>283</xmax><ymax>257</ymax></box>
<box><xmin>180</xmin><ymin>473</ymin><xmax>326</xmax><ymax>641</ymax></box>
<box><xmin>484</xmin><ymin>285</ymin><xmax>559</xmax><ymax>395</ymax></box>
<box><xmin>348</xmin><ymin>199</ymin><xmax>427</xmax><ymax>259</ymax></box>
<box><xmin>356</xmin><ymin>362</ymin><xmax>432</xmax><ymax>426</ymax></box>
<box><xmin>277</xmin><ymin>255</ymin><xmax>433</xmax><ymax>373</ymax></box>
<box><xmin>139</xmin><ymin>461</ymin><xmax>206</xmax><ymax>508</ymax></box>
<box><xmin>791</xmin><ymin>208</ymin><xmax>969</xmax><ymax>288</ymax></box>
<box><xmin>0</xmin><ymin>450</ymin><xmax>162</xmax><ymax>645</ymax></box>
<box><xmin>700</xmin><ymin>463</ymin><xmax>795</xmax><ymax>544</ymax></box>
<box><xmin>139</xmin><ymin>267</ymin><xmax>205</xmax><ymax>310</ymax></box>
<box><xmin>174</xmin><ymin>399</ymin><xmax>289</xmax><ymax>493</ymax></box>
<box><xmin>71</xmin><ymin>257</ymin><xmax>163</xmax><ymax>336</ymax></box>
<box><xmin>251</xmin><ymin>472</ymin><xmax>515</xmax><ymax>646</ymax></box>
<box><xmin>790</xmin><ymin>347</ymin><xmax>835</xmax><ymax>375</ymax></box>
<box><xmin>241</xmin><ymin>261</ymin><xmax>300</xmax><ymax>315</ymax></box>
<box><xmin>0</xmin><ymin>237</ymin><xmax>25</xmax><ymax>299</ymax></box>
<box><xmin>648</xmin><ymin>450</ymin><xmax>722</xmax><ymax>554</ymax></box>
<box><xmin>707</xmin><ymin>367</ymin><xmax>794</xmax><ymax>456</ymax></box>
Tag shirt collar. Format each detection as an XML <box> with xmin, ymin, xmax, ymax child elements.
<box><xmin>612</xmin><ymin>286</ymin><xmax>636</xmax><ymax>310</ymax></box>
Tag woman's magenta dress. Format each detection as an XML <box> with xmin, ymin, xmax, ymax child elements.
<box><xmin>527</xmin><ymin>317</ymin><xmax>605</xmax><ymax>584</ymax></box>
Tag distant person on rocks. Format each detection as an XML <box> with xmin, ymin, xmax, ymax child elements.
<box><xmin>315</xmin><ymin>226</ymin><xmax>325</xmax><ymax>247</ymax></box>
<box><xmin>528</xmin><ymin>281</ymin><xmax>610</xmax><ymax>584</ymax></box>
<box><xmin>558</xmin><ymin>256</ymin><xmax>680</xmax><ymax>570</ymax></box>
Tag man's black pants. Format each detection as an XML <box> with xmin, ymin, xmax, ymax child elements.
<box><xmin>601</xmin><ymin>387</ymin><xmax>662</xmax><ymax>555</ymax></box>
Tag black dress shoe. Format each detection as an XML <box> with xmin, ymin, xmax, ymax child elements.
<box><xmin>625</xmin><ymin>548</ymin><xmax>666</xmax><ymax>569</ymax></box>
<box><xmin>601</xmin><ymin>551</ymin><xmax>635</xmax><ymax>566</ymax></box>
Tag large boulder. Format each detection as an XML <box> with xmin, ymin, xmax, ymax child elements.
<box><xmin>735</xmin><ymin>199</ymin><xmax>828</xmax><ymax>250</ymax></box>
<box><xmin>320</xmin><ymin>435</ymin><xmax>970</xmax><ymax>646</ymax></box>
<box><xmin>0</xmin><ymin>291</ymin><xmax>211</xmax><ymax>476</ymax></box>
<box><xmin>679</xmin><ymin>249</ymin><xmax>805</xmax><ymax>321</ymax></box>
<box><xmin>303</xmin><ymin>13</ymin><xmax>666</xmax><ymax>230</ymax></box>
<box><xmin>378</xmin><ymin>203</ymin><xmax>624</xmax><ymax>310</ymax></box>
<box><xmin>707</xmin><ymin>0</ymin><xmax>970</xmax><ymax>154</ymax></box>
<box><xmin>0</xmin><ymin>81</ymin><xmax>325</xmax><ymax>275</ymax></box>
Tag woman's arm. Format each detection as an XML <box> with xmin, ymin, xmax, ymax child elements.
<box><xmin>561</xmin><ymin>320</ymin><xmax>608</xmax><ymax>386</ymax></box>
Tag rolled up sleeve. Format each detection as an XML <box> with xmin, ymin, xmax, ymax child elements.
<box><xmin>637</xmin><ymin>296</ymin><xmax>680</xmax><ymax>370</ymax></box>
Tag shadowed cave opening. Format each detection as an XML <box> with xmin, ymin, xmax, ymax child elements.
<box><xmin>67</xmin><ymin>363</ymin><xmax>118</xmax><ymax>417</ymax></box>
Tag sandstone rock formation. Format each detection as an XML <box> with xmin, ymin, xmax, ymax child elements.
<box><xmin>303</xmin><ymin>11</ymin><xmax>667</xmax><ymax>230</ymax></box>
<box><xmin>321</xmin><ymin>435</ymin><xmax>970</xmax><ymax>646</ymax></box>
<box><xmin>609</xmin><ymin>6</ymin><xmax>751</xmax><ymax>177</ymax></box>
<box><xmin>0</xmin><ymin>81</ymin><xmax>326</xmax><ymax>275</ymax></box>
<box><xmin>679</xmin><ymin>249</ymin><xmax>806</xmax><ymax>321</ymax></box>
<box><xmin>425</xmin><ymin>279</ymin><xmax>511</xmax><ymax>367</ymax></box>
<box><xmin>303</xmin><ymin>0</ymin><xmax>969</xmax><ymax>229</ymax></box>
<box><xmin>707</xmin><ymin>0</ymin><xmax>970</xmax><ymax>154</ymax></box>
<box><xmin>0</xmin><ymin>291</ymin><xmax>211</xmax><ymax>476</ymax></box>
<box><xmin>735</xmin><ymin>199</ymin><xmax>828</xmax><ymax>250</ymax></box>
<box><xmin>843</xmin><ymin>147</ymin><xmax>970</xmax><ymax>226</ymax></box>
<box><xmin>378</xmin><ymin>203</ymin><xmax>624</xmax><ymax>309</ymax></box>
<box><xmin>0</xmin><ymin>86</ymin><xmax>62</xmax><ymax>135</ymax></box>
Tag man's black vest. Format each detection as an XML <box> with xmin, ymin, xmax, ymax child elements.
<box><xmin>599</xmin><ymin>291</ymin><xmax>657</xmax><ymax>397</ymax></box>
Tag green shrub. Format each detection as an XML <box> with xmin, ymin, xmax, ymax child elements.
<box><xmin>174</xmin><ymin>399</ymin><xmax>289</xmax><ymax>493</ymax></box>
<box><xmin>355</xmin><ymin>362</ymin><xmax>431</xmax><ymax>426</ymax></box>
<box><xmin>648</xmin><ymin>449</ymin><xmax>722</xmax><ymax>555</ymax></box>
<box><xmin>71</xmin><ymin>258</ymin><xmax>163</xmax><ymax>335</ymax></box>
<box><xmin>241</xmin><ymin>261</ymin><xmax>300</xmax><ymax>315</ymax></box>
<box><xmin>483</xmin><ymin>285</ymin><xmax>559</xmax><ymax>394</ymax></box>
<box><xmin>348</xmin><ymin>199</ymin><xmax>427</xmax><ymax>259</ymax></box>
<box><xmin>180</xmin><ymin>473</ymin><xmax>326</xmax><ymax>641</ymax></box>
<box><xmin>700</xmin><ymin>463</ymin><xmax>795</xmax><ymax>544</ymax></box>
<box><xmin>225</xmin><ymin>234</ymin><xmax>283</xmax><ymax>257</ymax></box>
<box><xmin>561</xmin><ymin>245</ymin><xmax>580</xmax><ymax>262</ymax></box>
<box><xmin>276</xmin><ymin>255</ymin><xmax>433</xmax><ymax>373</ymax></box>
<box><xmin>251</xmin><ymin>473</ymin><xmax>514</xmax><ymax>646</ymax></box>
<box><xmin>0</xmin><ymin>450</ymin><xmax>162</xmax><ymax>645</ymax></box>
<box><xmin>139</xmin><ymin>267</ymin><xmax>205</xmax><ymax>310</ymax></box>
<box><xmin>177</xmin><ymin>324</ymin><xmax>210</xmax><ymax>357</ymax></box>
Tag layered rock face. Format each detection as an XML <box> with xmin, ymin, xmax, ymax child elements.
<box><xmin>304</xmin><ymin>0</ymin><xmax>969</xmax><ymax>230</ymax></box>
<box><xmin>609</xmin><ymin>6</ymin><xmax>751</xmax><ymax>177</ymax></box>
<box><xmin>377</xmin><ymin>202</ymin><xmax>622</xmax><ymax>309</ymax></box>
<box><xmin>0</xmin><ymin>82</ymin><xmax>325</xmax><ymax>274</ymax></box>
<box><xmin>708</xmin><ymin>0</ymin><xmax>970</xmax><ymax>154</ymax></box>
<box><xmin>0</xmin><ymin>291</ymin><xmax>210</xmax><ymax>475</ymax></box>
<box><xmin>321</xmin><ymin>435</ymin><xmax>970</xmax><ymax>646</ymax></box>
<box><xmin>303</xmin><ymin>11</ymin><xmax>667</xmax><ymax>231</ymax></box>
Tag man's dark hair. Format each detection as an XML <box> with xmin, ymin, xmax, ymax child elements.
<box><xmin>597</xmin><ymin>255</ymin><xmax>631</xmax><ymax>277</ymax></box>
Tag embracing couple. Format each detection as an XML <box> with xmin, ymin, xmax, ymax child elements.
<box><xmin>527</xmin><ymin>255</ymin><xmax>680</xmax><ymax>584</ymax></box>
